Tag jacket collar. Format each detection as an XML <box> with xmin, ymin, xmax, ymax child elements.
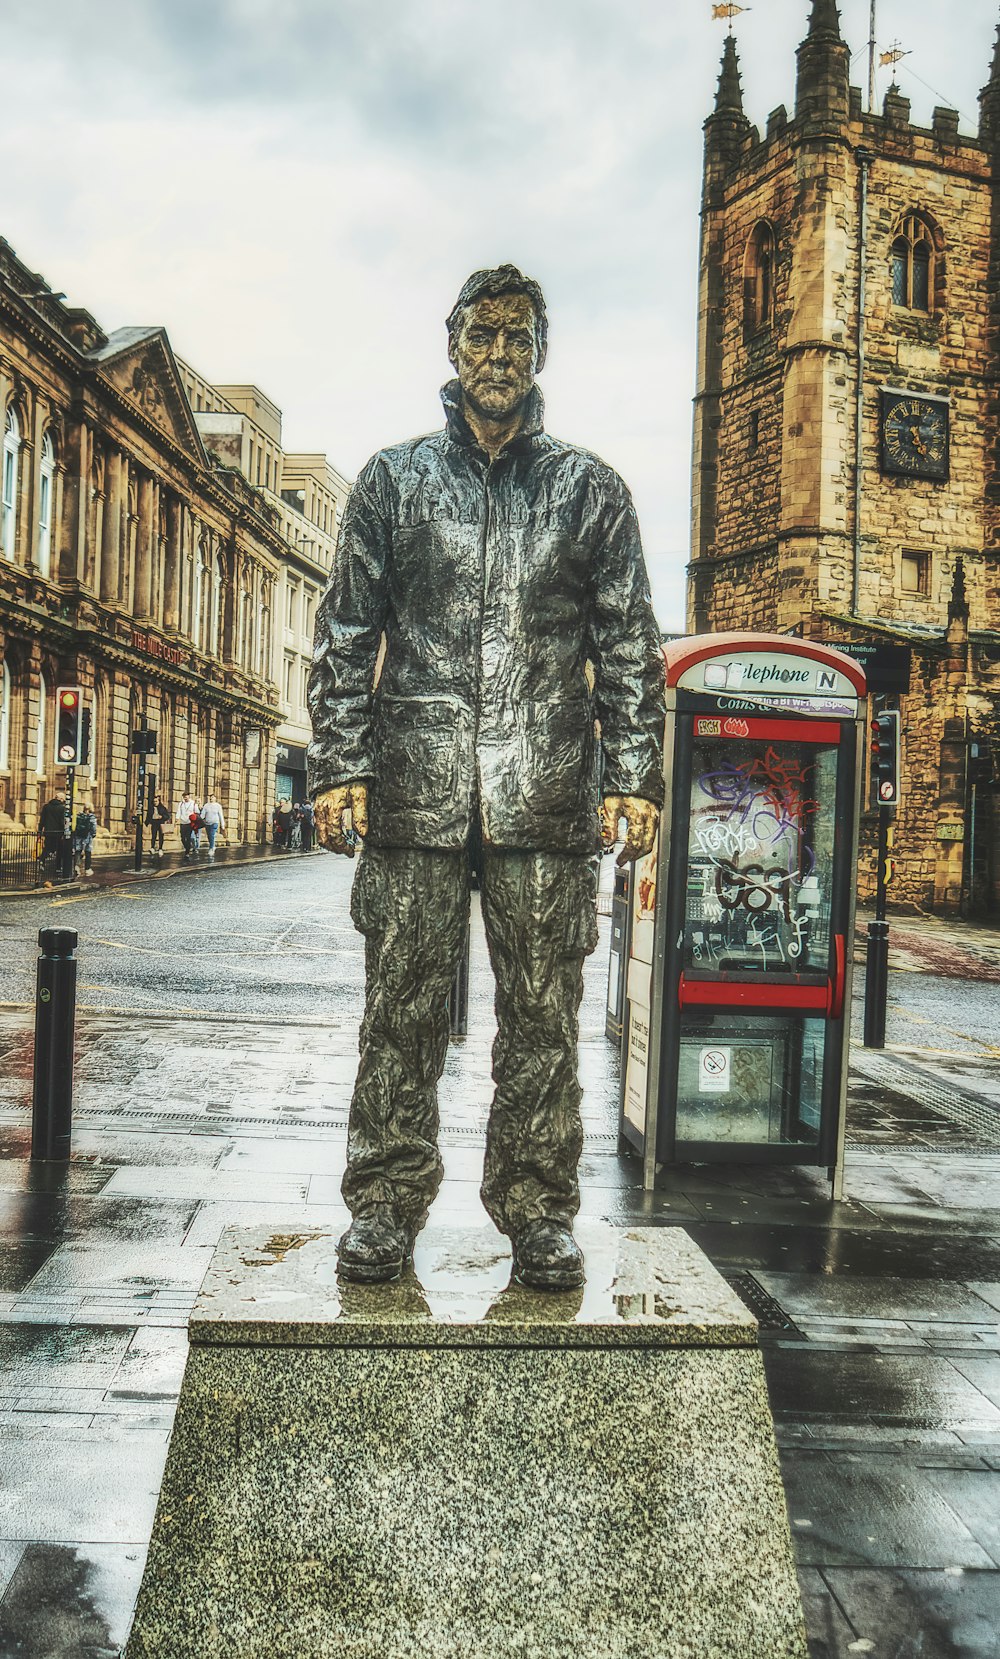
<box><xmin>440</xmin><ymin>378</ymin><xmax>545</xmax><ymax>456</ymax></box>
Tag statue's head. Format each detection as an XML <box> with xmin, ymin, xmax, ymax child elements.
<box><xmin>447</xmin><ymin>265</ymin><xmax>548</xmax><ymax>425</ymax></box>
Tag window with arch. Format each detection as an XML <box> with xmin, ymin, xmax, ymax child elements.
<box><xmin>35</xmin><ymin>671</ymin><xmax>48</xmax><ymax>773</ymax></box>
<box><xmin>743</xmin><ymin>220</ymin><xmax>776</xmax><ymax>337</ymax></box>
<box><xmin>2</xmin><ymin>407</ymin><xmax>21</xmax><ymax>560</ymax></box>
<box><xmin>240</xmin><ymin>587</ymin><xmax>252</xmax><ymax>668</ymax></box>
<box><xmin>257</xmin><ymin>602</ymin><xmax>270</xmax><ymax>679</ymax></box>
<box><xmin>890</xmin><ymin>213</ymin><xmax>940</xmax><ymax>313</ymax></box>
<box><xmin>0</xmin><ymin>659</ymin><xmax>10</xmax><ymax>772</ymax></box>
<box><xmin>37</xmin><ymin>432</ymin><xmax>55</xmax><ymax>578</ymax></box>
<box><xmin>193</xmin><ymin>539</ymin><xmax>210</xmax><ymax>652</ymax></box>
<box><xmin>213</xmin><ymin>556</ymin><xmax>225</xmax><ymax>656</ymax></box>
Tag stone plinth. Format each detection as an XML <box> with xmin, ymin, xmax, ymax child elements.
<box><xmin>125</xmin><ymin>1223</ymin><xmax>807</xmax><ymax>1659</ymax></box>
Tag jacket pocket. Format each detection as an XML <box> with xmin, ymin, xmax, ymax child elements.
<box><xmin>373</xmin><ymin>695</ymin><xmax>470</xmax><ymax>818</ymax></box>
<box><xmin>517</xmin><ymin>699</ymin><xmax>596</xmax><ymax>818</ymax></box>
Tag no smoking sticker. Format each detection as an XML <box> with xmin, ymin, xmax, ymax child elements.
<box><xmin>699</xmin><ymin>1046</ymin><xmax>731</xmax><ymax>1094</ymax></box>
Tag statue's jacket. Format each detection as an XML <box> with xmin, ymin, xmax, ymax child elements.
<box><xmin>307</xmin><ymin>381</ymin><xmax>665</xmax><ymax>854</ymax></box>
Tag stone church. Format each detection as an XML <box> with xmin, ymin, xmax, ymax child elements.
<box><xmin>689</xmin><ymin>0</ymin><xmax>1000</xmax><ymax>914</ymax></box>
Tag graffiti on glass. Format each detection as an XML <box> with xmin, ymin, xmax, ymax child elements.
<box><xmin>686</xmin><ymin>742</ymin><xmax>829</xmax><ymax>972</ymax></box>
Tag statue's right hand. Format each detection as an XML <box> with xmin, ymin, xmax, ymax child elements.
<box><xmin>314</xmin><ymin>784</ymin><xmax>369</xmax><ymax>857</ymax></box>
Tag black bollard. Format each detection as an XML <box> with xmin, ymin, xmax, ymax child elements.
<box><xmin>449</xmin><ymin>922</ymin><xmax>471</xmax><ymax>1039</ymax></box>
<box><xmin>863</xmin><ymin>918</ymin><xmax>889</xmax><ymax>1049</ymax></box>
<box><xmin>31</xmin><ymin>927</ymin><xmax>78</xmax><ymax>1161</ymax></box>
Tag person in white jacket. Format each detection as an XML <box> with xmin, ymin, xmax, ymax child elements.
<box><xmin>200</xmin><ymin>794</ymin><xmax>225</xmax><ymax>858</ymax></box>
<box><xmin>176</xmin><ymin>792</ymin><xmax>201</xmax><ymax>857</ymax></box>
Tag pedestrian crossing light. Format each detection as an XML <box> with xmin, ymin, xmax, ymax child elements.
<box><xmin>55</xmin><ymin>686</ymin><xmax>84</xmax><ymax>766</ymax></box>
<box><xmin>870</xmin><ymin>709</ymin><xmax>900</xmax><ymax>807</ymax></box>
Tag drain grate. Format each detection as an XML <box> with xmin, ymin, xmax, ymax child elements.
<box><xmin>850</xmin><ymin>1051</ymin><xmax>1000</xmax><ymax>1148</ymax></box>
<box><xmin>848</xmin><ymin>1142</ymin><xmax>1000</xmax><ymax>1156</ymax></box>
<box><xmin>0</xmin><ymin>1103</ymin><xmax>617</xmax><ymax>1147</ymax></box>
<box><xmin>724</xmin><ymin>1272</ymin><xmax>805</xmax><ymax>1339</ymax></box>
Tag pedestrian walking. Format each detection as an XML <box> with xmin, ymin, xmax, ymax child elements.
<box><xmin>272</xmin><ymin>800</ymin><xmax>292</xmax><ymax>849</ymax></box>
<box><xmin>200</xmin><ymin>794</ymin><xmax>225</xmax><ymax>858</ymax></box>
<box><xmin>38</xmin><ymin>790</ymin><xmax>67</xmax><ymax>874</ymax></box>
<box><xmin>176</xmin><ymin>790</ymin><xmax>201</xmax><ymax>857</ymax></box>
<box><xmin>73</xmin><ymin>798</ymin><xmax>98</xmax><ymax>876</ymax></box>
<box><xmin>149</xmin><ymin>795</ymin><xmax>170</xmax><ymax>855</ymax></box>
<box><xmin>299</xmin><ymin>799</ymin><xmax>315</xmax><ymax>852</ymax></box>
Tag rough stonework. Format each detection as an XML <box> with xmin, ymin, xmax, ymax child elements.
<box><xmin>690</xmin><ymin>8</ymin><xmax>1000</xmax><ymax>913</ymax></box>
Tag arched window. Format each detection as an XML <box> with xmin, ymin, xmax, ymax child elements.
<box><xmin>743</xmin><ymin>221</ymin><xmax>776</xmax><ymax>337</ymax></box>
<box><xmin>35</xmin><ymin>671</ymin><xmax>48</xmax><ymax>774</ymax></box>
<box><xmin>2</xmin><ymin>408</ymin><xmax>21</xmax><ymax>560</ymax></box>
<box><xmin>192</xmin><ymin>542</ymin><xmax>207</xmax><ymax>650</ymax></box>
<box><xmin>37</xmin><ymin>432</ymin><xmax>55</xmax><ymax>578</ymax></box>
<box><xmin>257</xmin><ymin>603</ymin><xmax>269</xmax><ymax>678</ymax></box>
<box><xmin>213</xmin><ymin>557</ymin><xmax>225</xmax><ymax>656</ymax></box>
<box><xmin>890</xmin><ymin>213</ymin><xmax>940</xmax><ymax>313</ymax></box>
<box><xmin>240</xmin><ymin>588</ymin><xmax>252</xmax><ymax>667</ymax></box>
<box><xmin>0</xmin><ymin>660</ymin><xmax>10</xmax><ymax>771</ymax></box>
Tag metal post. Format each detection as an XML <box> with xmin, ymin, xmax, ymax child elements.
<box><xmin>449</xmin><ymin>921</ymin><xmax>471</xmax><ymax>1039</ymax></box>
<box><xmin>868</xmin><ymin>0</ymin><xmax>877</xmax><ymax>114</ymax></box>
<box><xmin>134</xmin><ymin>716</ymin><xmax>147</xmax><ymax>872</ymax></box>
<box><xmin>59</xmin><ymin>765</ymin><xmax>76</xmax><ymax>882</ymax></box>
<box><xmin>863</xmin><ymin>805</ymin><xmax>892</xmax><ymax>1048</ymax></box>
<box><xmin>852</xmin><ymin>151</ymin><xmax>871</xmax><ymax>618</ymax></box>
<box><xmin>968</xmin><ymin>781</ymin><xmax>977</xmax><ymax>916</ymax></box>
<box><xmin>31</xmin><ymin>927</ymin><xmax>78</xmax><ymax>1161</ymax></box>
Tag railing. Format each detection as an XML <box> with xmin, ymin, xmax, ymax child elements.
<box><xmin>0</xmin><ymin>831</ymin><xmax>43</xmax><ymax>890</ymax></box>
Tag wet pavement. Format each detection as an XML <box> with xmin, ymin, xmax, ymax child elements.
<box><xmin>1</xmin><ymin>858</ymin><xmax>1000</xmax><ymax>1655</ymax></box>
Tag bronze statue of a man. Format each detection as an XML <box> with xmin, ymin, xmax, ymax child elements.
<box><xmin>308</xmin><ymin>265</ymin><xmax>664</xmax><ymax>1290</ymax></box>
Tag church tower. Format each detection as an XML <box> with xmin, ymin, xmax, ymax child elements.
<box><xmin>689</xmin><ymin>3</ymin><xmax>1000</xmax><ymax>915</ymax></box>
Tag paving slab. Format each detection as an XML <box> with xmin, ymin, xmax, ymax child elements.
<box><xmin>0</xmin><ymin>1423</ymin><xmax>167</xmax><ymax>1542</ymax></box>
<box><xmin>780</xmin><ymin>1451</ymin><xmax>995</xmax><ymax>1569</ymax></box>
<box><xmin>755</xmin><ymin>1272</ymin><xmax>1000</xmax><ymax>1326</ymax></box>
<box><xmin>25</xmin><ymin>1241</ymin><xmax>214</xmax><ymax>1295</ymax></box>
<box><xmin>0</xmin><ymin>1325</ymin><xmax>133</xmax><ymax>1392</ymax></box>
<box><xmin>0</xmin><ymin>1541</ymin><xmax>148</xmax><ymax>1658</ymax></box>
<box><xmin>823</xmin><ymin>1567</ymin><xmax>1000</xmax><ymax>1658</ymax></box>
<box><xmin>764</xmin><ymin>1349</ymin><xmax>1000</xmax><ymax>1431</ymax></box>
<box><xmin>794</xmin><ymin>1568</ymin><xmax>859</xmax><ymax>1657</ymax></box>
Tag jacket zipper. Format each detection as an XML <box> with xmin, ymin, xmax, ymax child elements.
<box><xmin>472</xmin><ymin>457</ymin><xmax>493</xmax><ymax>833</ymax></box>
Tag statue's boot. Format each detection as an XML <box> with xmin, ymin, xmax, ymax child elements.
<box><xmin>511</xmin><ymin>1219</ymin><xmax>585</xmax><ymax>1292</ymax></box>
<box><xmin>336</xmin><ymin>1204</ymin><xmax>414</xmax><ymax>1283</ymax></box>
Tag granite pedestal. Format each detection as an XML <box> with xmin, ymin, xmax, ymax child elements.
<box><xmin>125</xmin><ymin>1223</ymin><xmax>807</xmax><ymax>1659</ymax></box>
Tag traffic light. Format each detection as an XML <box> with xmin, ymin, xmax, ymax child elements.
<box><xmin>870</xmin><ymin>709</ymin><xmax>900</xmax><ymax>807</ymax></box>
<box><xmin>54</xmin><ymin>686</ymin><xmax>84</xmax><ymax>766</ymax></box>
<box><xmin>969</xmin><ymin>737</ymin><xmax>995</xmax><ymax>789</ymax></box>
<box><xmin>131</xmin><ymin>729</ymin><xmax>157</xmax><ymax>755</ymax></box>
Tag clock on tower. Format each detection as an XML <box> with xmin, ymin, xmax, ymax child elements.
<box><xmin>880</xmin><ymin>389</ymin><xmax>949</xmax><ymax>481</ymax></box>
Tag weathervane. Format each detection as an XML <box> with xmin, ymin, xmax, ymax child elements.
<box><xmin>711</xmin><ymin>3</ymin><xmax>751</xmax><ymax>35</ymax></box>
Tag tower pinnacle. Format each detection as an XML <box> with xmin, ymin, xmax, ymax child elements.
<box><xmin>796</xmin><ymin>0</ymin><xmax>849</xmax><ymax>128</ymax></box>
<box><xmin>979</xmin><ymin>19</ymin><xmax>1000</xmax><ymax>144</ymax></box>
<box><xmin>807</xmin><ymin>0</ymin><xmax>843</xmax><ymax>40</ymax></box>
<box><xmin>714</xmin><ymin>34</ymin><xmax>744</xmax><ymax>118</ymax></box>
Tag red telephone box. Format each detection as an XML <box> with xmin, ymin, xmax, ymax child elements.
<box><xmin>619</xmin><ymin>633</ymin><xmax>867</xmax><ymax>1197</ymax></box>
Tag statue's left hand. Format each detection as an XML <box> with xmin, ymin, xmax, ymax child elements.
<box><xmin>314</xmin><ymin>784</ymin><xmax>369</xmax><ymax>856</ymax></box>
<box><xmin>601</xmin><ymin>795</ymin><xmax>659</xmax><ymax>867</ymax></box>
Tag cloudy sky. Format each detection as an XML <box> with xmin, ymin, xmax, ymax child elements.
<box><xmin>1</xmin><ymin>0</ymin><xmax>993</xmax><ymax>626</ymax></box>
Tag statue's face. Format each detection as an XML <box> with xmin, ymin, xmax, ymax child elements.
<box><xmin>450</xmin><ymin>293</ymin><xmax>538</xmax><ymax>422</ymax></box>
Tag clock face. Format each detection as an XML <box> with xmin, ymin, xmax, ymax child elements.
<box><xmin>880</xmin><ymin>393</ymin><xmax>949</xmax><ymax>480</ymax></box>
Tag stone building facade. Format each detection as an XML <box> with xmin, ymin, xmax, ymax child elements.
<box><xmin>176</xmin><ymin>367</ymin><xmax>350</xmax><ymax>808</ymax></box>
<box><xmin>689</xmin><ymin>0</ymin><xmax>1000</xmax><ymax>914</ymax></box>
<box><xmin>0</xmin><ymin>234</ymin><xmax>349</xmax><ymax>857</ymax></box>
